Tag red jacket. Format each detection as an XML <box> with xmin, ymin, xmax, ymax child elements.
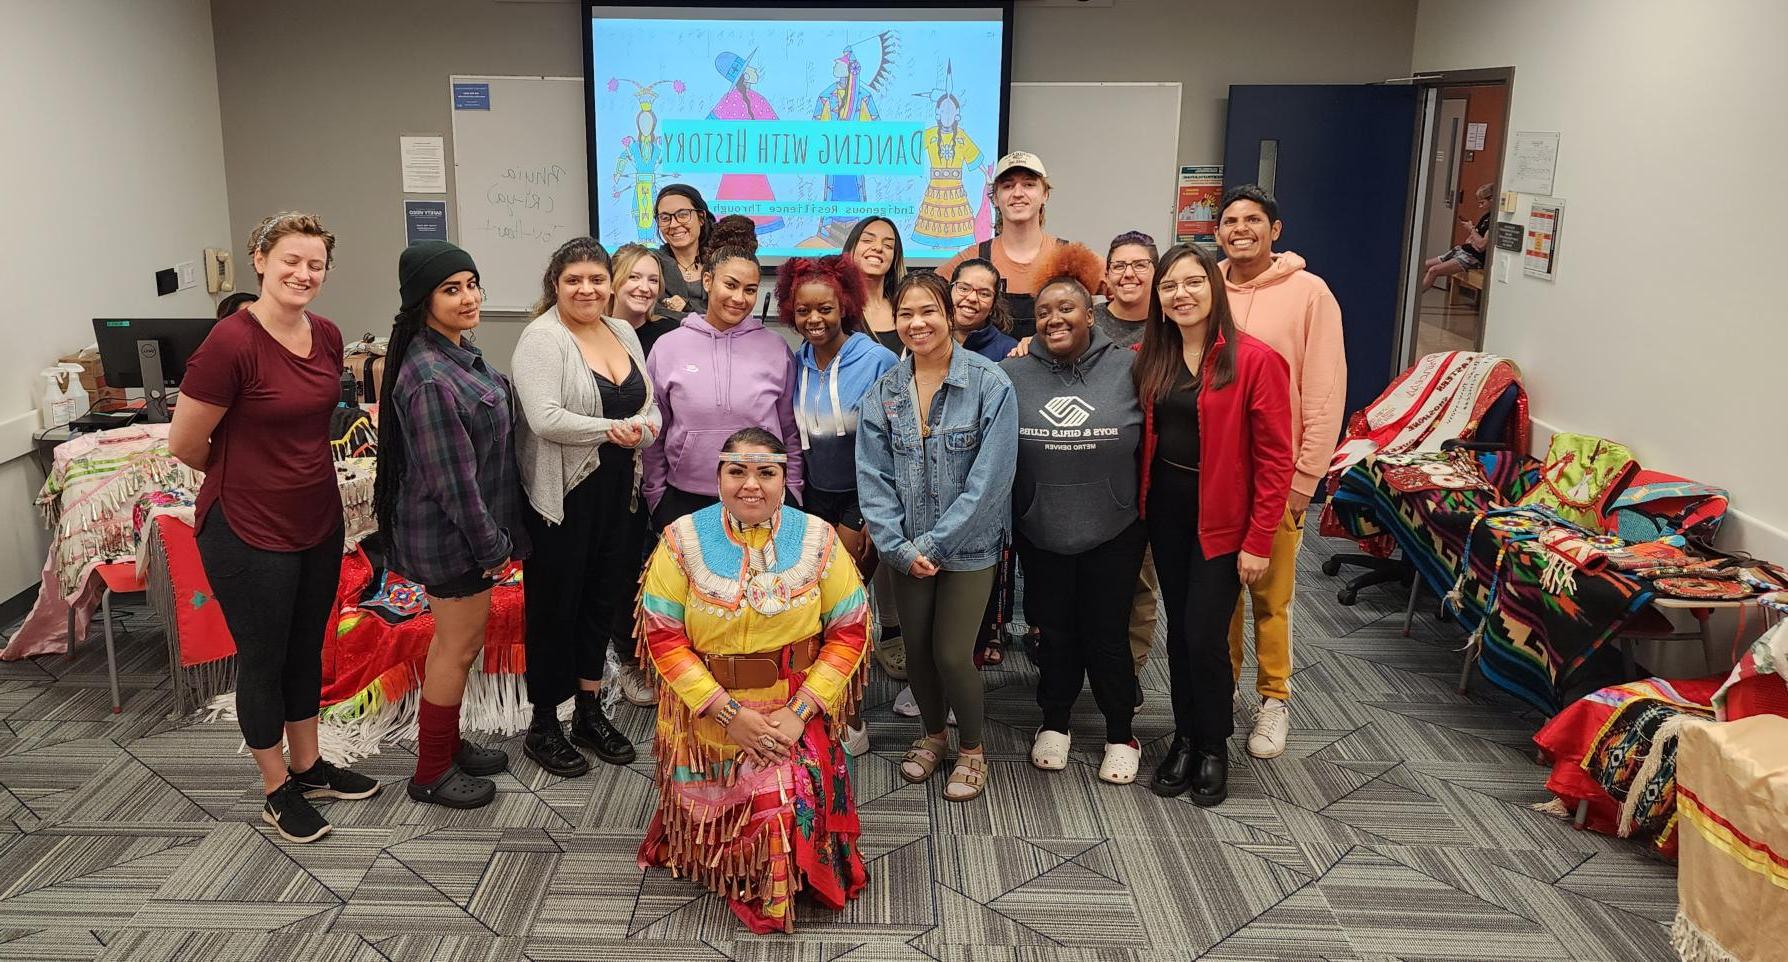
<box><xmin>1139</xmin><ymin>331</ymin><xmax>1294</xmax><ymax>559</ymax></box>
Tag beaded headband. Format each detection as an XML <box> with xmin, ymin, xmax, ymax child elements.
<box><xmin>719</xmin><ymin>451</ymin><xmax>788</xmax><ymax>464</ymax></box>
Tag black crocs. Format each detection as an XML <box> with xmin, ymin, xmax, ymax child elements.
<box><xmin>407</xmin><ymin>764</ymin><xmax>496</xmax><ymax>810</ymax></box>
<box><xmin>455</xmin><ymin>740</ymin><xmax>509</xmax><ymax>777</ymax></box>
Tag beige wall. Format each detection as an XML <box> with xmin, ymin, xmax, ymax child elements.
<box><xmin>212</xmin><ymin>0</ymin><xmax>1417</xmax><ymax>364</ymax></box>
<box><xmin>1</xmin><ymin>0</ymin><xmax>232</xmax><ymax>599</ymax></box>
<box><xmin>1415</xmin><ymin>0</ymin><xmax>1788</xmax><ymax>561</ymax></box>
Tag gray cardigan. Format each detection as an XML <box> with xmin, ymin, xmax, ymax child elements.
<box><xmin>511</xmin><ymin>307</ymin><xmax>661</xmax><ymax>524</ymax></box>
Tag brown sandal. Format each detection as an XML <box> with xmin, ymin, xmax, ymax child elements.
<box><xmin>900</xmin><ymin>736</ymin><xmax>948</xmax><ymax>784</ymax></box>
<box><xmin>944</xmin><ymin>751</ymin><xmax>987</xmax><ymax>802</ymax></box>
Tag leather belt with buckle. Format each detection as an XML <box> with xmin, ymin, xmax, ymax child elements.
<box><xmin>702</xmin><ymin>635</ymin><xmax>821</xmax><ymax>691</ymax></box>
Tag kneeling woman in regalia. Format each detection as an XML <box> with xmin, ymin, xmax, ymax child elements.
<box><xmin>634</xmin><ymin>427</ymin><xmax>871</xmax><ymax>933</ymax></box>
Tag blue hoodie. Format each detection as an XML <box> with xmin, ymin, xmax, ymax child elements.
<box><xmin>795</xmin><ymin>331</ymin><xmax>897</xmax><ymax>492</ymax></box>
<box><xmin>962</xmin><ymin>324</ymin><xmax>1018</xmax><ymax>362</ymax></box>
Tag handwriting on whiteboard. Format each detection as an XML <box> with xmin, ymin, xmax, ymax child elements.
<box><xmin>468</xmin><ymin>163</ymin><xmax>573</xmax><ymax>244</ymax></box>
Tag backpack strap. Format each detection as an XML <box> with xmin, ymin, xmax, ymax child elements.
<box><xmin>977</xmin><ymin>239</ymin><xmax>991</xmax><ymax>261</ymax></box>
<box><xmin>361</xmin><ymin>355</ymin><xmax>380</xmax><ymax>404</ymax></box>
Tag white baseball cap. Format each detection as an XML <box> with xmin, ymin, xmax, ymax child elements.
<box><xmin>993</xmin><ymin>150</ymin><xmax>1047</xmax><ymax>180</ymax></box>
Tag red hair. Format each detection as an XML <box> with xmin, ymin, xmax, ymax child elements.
<box><xmin>775</xmin><ymin>255</ymin><xmax>869</xmax><ymax>334</ymax></box>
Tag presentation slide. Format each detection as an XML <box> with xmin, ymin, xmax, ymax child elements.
<box><xmin>587</xmin><ymin>4</ymin><xmax>1010</xmax><ymax>262</ymax></box>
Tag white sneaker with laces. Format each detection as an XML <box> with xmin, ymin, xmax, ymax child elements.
<box><xmin>842</xmin><ymin>723</ymin><xmax>870</xmax><ymax>757</ymax></box>
<box><xmin>613</xmin><ymin>664</ymin><xmax>658</xmax><ymax>706</ymax></box>
<box><xmin>892</xmin><ymin>686</ymin><xmax>920</xmax><ymax>717</ymax></box>
<box><xmin>1248</xmin><ymin>697</ymin><xmax>1290</xmax><ymax>759</ymax></box>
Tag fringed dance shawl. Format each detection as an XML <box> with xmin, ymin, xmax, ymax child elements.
<box><xmin>634</xmin><ymin>503</ymin><xmax>871</xmax><ymax>932</ymax></box>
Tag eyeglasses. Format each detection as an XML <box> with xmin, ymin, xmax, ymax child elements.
<box><xmin>1109</xmin><ymin>260</ymin><xmax>1154</xmax><ymax>276</ymax></box>
<box><xmin>1156</xmin><ymin>276</ymin><xmax>1210</xmax><ymax>297</ymax></box>
<box><xmin>655</xmin><ymin>209</ymin><xmax>698</xmax><ymax>226</ymax></box>
<box><xmin>951</xmin><ymin>281</ymin><xmax>996</xmax><ymax>301</ymax></box>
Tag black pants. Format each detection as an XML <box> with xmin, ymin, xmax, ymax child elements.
<box><xmin>1145</xmin><ymin>463</ymin><xmax>1242</xmax><ymax>751</ymax></box>
<box><xmin>804</xmin><ymin>486</ymin><xmax>863</xmax><ymax>529</ymax></box>
<box><xmin>652</xmin><ymin>485</ymin><xmax>718</xmax><ymax>533</ymax></box>
<box><xmin>1018</xmin><ymin>521</ymin><xmax>1147</xmax><ymax>744</ymax></box>
<box><xmin>524</xmin><ymin>453</ymin><xmax>643</xmax><ymax>708</ymax></box>
<box><xmin>194</xmin><ymin>503</ymin><xmax>343</xmax><ymax>751</ymax></box>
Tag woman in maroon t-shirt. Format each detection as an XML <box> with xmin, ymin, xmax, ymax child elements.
<box><xmin>171</xmin><ymin>212</ymin><xmax>379</xmax><ymax>845</ymax></box>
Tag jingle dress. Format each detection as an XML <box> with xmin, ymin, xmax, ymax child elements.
<box><xmin>636</xmin><ymin>503</ymin><xmax>871</xmax><ymax>932</ymax></box>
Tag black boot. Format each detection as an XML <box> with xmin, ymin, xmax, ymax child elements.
<box><xmin>1189</xmin><ymin>749</ymin><xmax>1229</xmax><ymax>807</ymax></box>
<box><xmin>523</xmin><ymin>709</ymin><xmax>590</xmax><ymax>778</ymax></box>
<box><xmin>1150</xmin><ymin>736</ymin><xmax>1196</xmax><ymax>798</ymax></box>
<box><xmin>570</xmin><ymin>692</ymin><xmax>637</xmax><ymax>766</ymax></box>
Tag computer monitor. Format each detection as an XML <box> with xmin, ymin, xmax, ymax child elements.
<box><xmin>91</xmin><ymin>317</ymin><xmax>221</xmax><ymax>423</ymax></box>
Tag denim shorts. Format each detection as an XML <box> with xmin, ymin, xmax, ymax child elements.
<box><xmin>425</xmin><ymin>568</ymin><xmax>496</xmax><ymax>599</ymax></box>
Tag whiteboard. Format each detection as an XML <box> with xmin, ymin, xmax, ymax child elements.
<box><xmin>1007</xmin><ymin>82</ymin><xmax>1181</xmax><ymax>251</ymax></box>
<box><xmin>450</xmin><ymin>76</ymin><xmax>590</xmax><ymax>313</ymax></box>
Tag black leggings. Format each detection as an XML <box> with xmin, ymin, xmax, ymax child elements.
<box><xmin>1145</xmin><ymin>463</ymin><xmax>1242</xmax><ymax>752</ymax></box>
<box><xmin>1018</xmin><ymin>522</ymin><xmax>1147</xmax><ymax>744</ymax></box>
<box><xmin>525</xmin><ymin>453</ymin><xmax>644</xmax><ymax>708</ymax></box>
<box><xmin>195</xmin><ymin>503</ymin><xmax>344</xmax><ymax>751</ymax></box>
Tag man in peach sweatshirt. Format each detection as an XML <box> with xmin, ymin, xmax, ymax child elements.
<box><xmin>1216</xmin><ymin>185</ymin><xmax>1346</xmax><ymax>760</ymax></box>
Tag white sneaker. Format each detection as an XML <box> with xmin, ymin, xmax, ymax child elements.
<box><xmin>892</xmin><ymin>686</ymin><xmax>920</xmax><ymax>717</ymax></box>
<box><xmin>1248</xmin><ymin>697</ymin><xmax>1290</xmax><ymax>759</ymax></box>
<box><xmin>613</xmin><ymin>663</ymin><xmax>658</xmax><ymax>706</ymax></box>
<box><xmin>842</xmin><ymin>723</ymin><xmax>870</xmax><ymax>757</ymax></box>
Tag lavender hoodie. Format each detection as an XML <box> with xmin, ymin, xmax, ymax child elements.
<box><xmin>642</xmin><ymin>312</ymin><xmax>804</xmax><ymax>508</ymax></box>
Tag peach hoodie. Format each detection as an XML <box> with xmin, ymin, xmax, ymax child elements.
<box><xmin>1220</xmin><ymin>251</ymin><xmax>1346</xmax><ymax>500</ymax></box>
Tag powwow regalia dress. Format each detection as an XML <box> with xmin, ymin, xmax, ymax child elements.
<box><xmin>635</xmin><ymin>503</ymin><xmax>871</xmax><ymax>933</ymax></box>
<box><xmin>913</xmin><ymin>126</ymin><xmax>982</xmax><ymax>246</ymax></box>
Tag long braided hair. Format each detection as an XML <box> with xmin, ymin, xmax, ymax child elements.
<box><xmin>372</xmin><ymin>301</ymin><xmax>427</xmax><ymax>539</ymax></box>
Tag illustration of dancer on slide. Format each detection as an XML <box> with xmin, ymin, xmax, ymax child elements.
<box><xmin>812</xmin><ymin>31</ymin><xmax>899</xmax><ymax>244</ymax></box>
<box><xmin>707</xmin><ymin>50</ymin><xmax>784</xmax><ymax>236</ymax></box>
<box><xmin>609</xmin><ymin>77</ymin><xmax>685</xmax><ymax>241</ymax></box>
<box><xmin>912</xmin><ymin>62</ymin><xmax>983</xmax><ymax>247</ymax></box>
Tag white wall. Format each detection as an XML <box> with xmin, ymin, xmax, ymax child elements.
<box><xmin>0</xmin><ymin>0</ymin><xmax>233</xmax><ymax>598</ymax></box>
<box><xmin>1414</xmin><ymin>0</ymin><xmax>1788</xmax><ymax>561</ymax></box>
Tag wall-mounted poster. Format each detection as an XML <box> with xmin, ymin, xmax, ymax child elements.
<box><xmin>1175</xmin><ymin>165</ymin><xmax>1222</xmax><ymax>248</ymax></box>
<box><xmin>1522</xmin><ymin>197</ymin><xmax>1563</xmax><ymax>280</ymax></box>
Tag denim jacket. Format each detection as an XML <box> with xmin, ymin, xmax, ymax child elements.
<box><xmin>855</xmin><ymin>345</ymin><xmax>1017</xmax><ymax>573</ymax></box>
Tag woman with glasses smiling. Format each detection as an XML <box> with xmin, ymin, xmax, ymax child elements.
<box><xmin>651</xmin><ymin>184</ymin><xmax>714</xmax><ymax>320</ymax></box>
<box><xmin>949</xmin><ymin>258</ymin><xmax>1017</xmax><ymax>362</ymax></box>
<box><xmin>1095</xmin><ymin>231</ymin><xmax>1157</xmax><ymax>348</ymax></box>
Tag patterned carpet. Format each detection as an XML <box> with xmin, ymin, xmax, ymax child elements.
<box><xmin>0</xmin><ymin>524</ymin><xmax>1680</xmax><ymax>961</ymax></box>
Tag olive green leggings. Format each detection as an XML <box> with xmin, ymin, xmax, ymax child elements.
<box><xmin>889</xmin><ymin>565</ymin><xmax>996</xmax><ymax>749</ymax></box>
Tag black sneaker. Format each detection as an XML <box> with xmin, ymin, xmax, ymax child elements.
<box><xmin>263</xmin><ymin>780</ymin><xmax>332</xmax><ymax>843</ymax></box>
<box><xmin>524</xmin><ymin>720</ymin><xmax>590</xmax><ymax>778</ymax></box>
<box><xmin>570</xmin><ymin>697</ymin><xmax>637</xmax><ymax>766</ymax></box>
<box><xmin>291</xmin><ymin>758</ymin><xmax>381</xmax><ymax>801</ymax></box>
<box><xmin>454</xmin><ymin>741</ymin><xmax>510</xmax><ymax>777</ymax></box>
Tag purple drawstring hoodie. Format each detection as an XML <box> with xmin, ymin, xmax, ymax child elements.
<box><xmin>642</xmin><ymin>311</ymin><xmax>804</xmax><ymax>509</ymax></box>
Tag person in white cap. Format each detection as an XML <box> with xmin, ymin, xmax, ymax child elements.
<box><xmin>936</xmin><ymin>150</ymin><xmax>1071</xmax><ymax>340</ymax></box>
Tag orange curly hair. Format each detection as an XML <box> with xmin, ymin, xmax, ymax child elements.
<box><xmin>1033</xmin><ymin>241</ymin><xmax>1105</xmax><ymax>303</ymax></box>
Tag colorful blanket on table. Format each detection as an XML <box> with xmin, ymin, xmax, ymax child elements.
<box><xmin>1713</xmin><ymin>619</ymin><xmax>1788</xmax><ymax>722</ymax></box>
<box><xmin>1534</xmin><ymin>676</ymin><xmax>1719</xmax><ymax>857</ymax></box>
<box><xmin>1328</xmin><ymin>455</ymin><xmax>1662</xmax><ymax>712</ymax></box>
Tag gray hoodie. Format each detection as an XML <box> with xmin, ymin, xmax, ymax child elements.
<box><xmin>999</xmin><ymin>330</ymin><xmax>1143</xmax><ymax>554</ymax></box>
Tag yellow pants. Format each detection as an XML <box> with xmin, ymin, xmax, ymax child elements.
<box><xmin>1129</xmin><ymin>547</ymin><xmax>1159</xmax><ymax>671</ymax></box>
<box><xmin>1229</xmin><ymin>507</ymin><xmax>1305</xmax><ymax>701</ymax></box>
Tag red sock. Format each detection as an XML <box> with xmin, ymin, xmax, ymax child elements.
<box><xmin>414</xmin><ymin>698</ymin><xmax>461</xmax><ymax>785</ymax></box>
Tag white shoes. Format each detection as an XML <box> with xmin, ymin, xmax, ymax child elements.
<box><xmin>1098</xmin><ymin>741</ymin><xmax>1141</xmax><ymax>784</ymax></box>
<box><xmin>613</xmin><ymin>663</ymin><xmax>658</xmax><ymax>706</ymax></box>
<box><xmin>891</xmin><ymin>686</ymin><xmax>953</xmax><ymax>726</ymax></box>
<box><xmin>1248</xmin><ymin>697</ymin><xmax>1290</xmax><ymax>759</ymax></box>
<box><xmin>1030</xmin><ymin>729</ymin><xmax>1071</xmax><ymax>771</ymax></box>
<box><xmin>842</xmin><ymin>723</ymin><xmax>870</xmax><ymax>757</ymax></box>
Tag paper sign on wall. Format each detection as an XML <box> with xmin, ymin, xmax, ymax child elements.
<box><xmin>1175</xmin><ymin>165</ymin><xmax>1223</xmax><ymax>248</ymax></box>
<box><xmin>405</xmin><ymin>201</ymin><xmax>448</xmax><ymax>245</ymax></box>
<box><xmin>1522</xmin><ymin>198</ymin><xmax>1563</xmax><ymax>280</ymax></box>
<box><xmin>1465</xmin><ymin>122</ymin><xmax>1487</xmax><ymax>152</ymax></box>
<box><xmin>452</xmin><ymin>83</ymin><xmax>491</xmax><ymax>110</ymax></box>
<box><xmin>1509</xmin><ymin>131</ymin><xmax>1560</xmax><ymax>195</ymax></box>
<box><xmin>400</xmin><ymin>136</ymin><xmax>447</xmax><ymax>193</ymax></box>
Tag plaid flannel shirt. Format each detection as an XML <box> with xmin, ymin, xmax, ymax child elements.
<box><xmin>386</xmin><ymin>327</ymin><xmax>530</xmax><ymax>586</ymax></box>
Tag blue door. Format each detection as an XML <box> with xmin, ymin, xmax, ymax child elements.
<box><xmin>1222</xmin><ymin>84</ymin><xmax>1419</xmax><ymax>423</ymax></box>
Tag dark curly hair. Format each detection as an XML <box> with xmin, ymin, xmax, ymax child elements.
<box><xmin>776</xmin><ymin>256</ymin><xmax>868</xmax><ymax>335</ymax></box>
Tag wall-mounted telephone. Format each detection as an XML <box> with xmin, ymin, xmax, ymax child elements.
<box><xmin>204</xmin><ymin>248</ymin><xmax>234</xmax><ymax>294</ymax></box>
